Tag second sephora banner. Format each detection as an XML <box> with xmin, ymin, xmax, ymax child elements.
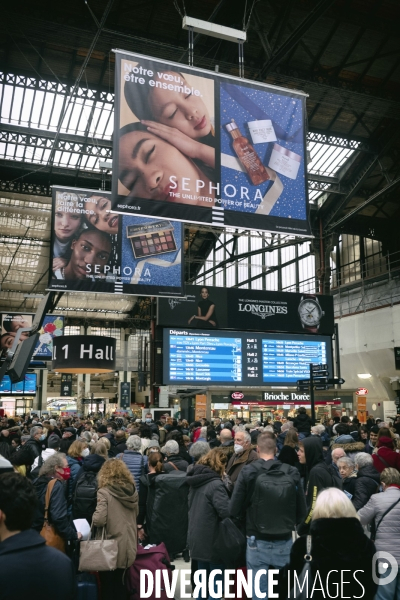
<box><xmin>48</xmin><ymin>186</ymin><xmax>184</xmax><ymax>297</ymax></box>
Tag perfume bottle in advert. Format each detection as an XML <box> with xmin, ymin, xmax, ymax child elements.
<box><xmin>247</xmin><ymin>120</ymin><xmax>277</xmax><ymax>144</ymax></box>
<box><xmin>268</xmin><ymin>144</ymin><xmax>301</xmax><ymax>180</ymax></box>
<box><xmin>225</xmin><ymin>120</ymin><xmax>270</xmax><ymax>186</ymax></box>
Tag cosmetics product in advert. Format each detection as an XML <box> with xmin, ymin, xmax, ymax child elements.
<box><xmin>247</xmin><ymin>119</ymin><xmax>277</xmax><ymax>144</ymax></box>
<box><xmin>268</xmin><ymin>144</ymin><xmax>301</xmax><ymax>180</ymax></box>
<box><xmin>225</xmin><ymin>120</ymin><xmax>270</xmax><ymax>186</ymax></box>
<box><xmin>127</xmin><ymin>220</ymin><xmax>177</xmax><ymax>258</ymax></box>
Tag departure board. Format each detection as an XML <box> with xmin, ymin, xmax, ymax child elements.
<box><xmin>163</xmin><ymin>329</ymin><xmax>333</xmax><ymax>386</ymax></box>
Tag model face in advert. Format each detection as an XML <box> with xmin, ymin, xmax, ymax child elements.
<box><xmin>84</xmin><ymin>196</ymin><xmax>119</xmax><ymax>235</ymax></box>
<box><xmin>57</xmin><ymin>229</ymin><xmax>112</xmax><ymax>280</ymax></box>
<box><xmin>118</xmin><ymin>125</ymin><xmax>215</xmax><ymax>206</ymax></box>
<box><xmin>0</xmin><ymin>331</ymin><xmax>29</xmax><ymax>350</ymax></box>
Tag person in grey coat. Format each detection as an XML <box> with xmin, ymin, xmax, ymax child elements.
<box><xmin>117</xmin><ymin>435</ymin><xmax>148</xmax><ymax>493</ymax></box>
<box><xmin>358</xmin><ymin>467</ymin><xmax>400</xmax><ymax>600</ymax></box>
<box><xmin>186</xmin><ymin>448</ymin><xmax>229</xmax><ymax>591</ymax></box>
<box><xmin>352</xmin><ymin>452</ymin><xmax>380</xmax><ymax>511</ymax></box>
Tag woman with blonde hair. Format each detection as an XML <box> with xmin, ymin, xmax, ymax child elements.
<box><xmin>187</xmin><ymin>448</ymin><xmax>230</xmax><ymax>594</ymax></box>
<box><xmin>93</xmin><ymin>458</ymin><xmax>138</xmax><ymax>599</ymax></box>
<box><xmin>278</xmin><ymin>488</ymin><xmax>376</xmax><ymax>600</ymax></box>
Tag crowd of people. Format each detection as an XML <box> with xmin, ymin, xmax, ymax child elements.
<box><xmin>1</xmin><ymin>409</ymin><xmax>400</xmax><ymax>599</ymax></box>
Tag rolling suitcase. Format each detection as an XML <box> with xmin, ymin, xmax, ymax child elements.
<box><xmin>77</xmin><ymin>573</ymin><xmax>99</xmax><ymax>600</ymax></box>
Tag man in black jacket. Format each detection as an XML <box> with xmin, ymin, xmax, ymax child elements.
<box><xmin>297</xmin><ymin>436</ymin><xmax>342</xmax><ymax>534</ymax></box>
<box><xmin>230</xmin><ymin>433</ymin><xmax>306</xmax><ymax>600</ymax></box>
<box><xmin>293</xmin><ymin>406</ymin><xmax>312</xmax><ymax>436</ymax></box>
<box><xmin>0</xmin><ymin>472</ymin><xmax>77</xmax><ymax>599</ymax></box>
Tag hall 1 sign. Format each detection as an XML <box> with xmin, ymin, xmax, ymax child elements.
<box><xmin>120</xmin><ymin>382</ymin><xmax>131</xmax><ymax>409</ymax></box>
<box><xmin>52</xmin><ymin>336</ymin><xmax>116</xmax><ymax>374</ymax></box>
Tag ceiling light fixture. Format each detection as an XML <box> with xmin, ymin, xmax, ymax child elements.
<box><xmin>357</xmin><ymin>373</ymin><xmax>372</xmax><ymax>379</ymax></box>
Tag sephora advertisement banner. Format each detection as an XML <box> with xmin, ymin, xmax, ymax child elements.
<box><xmin>0</xmin><ymin>313</ymin><xmax>64</xmax><ymax>358</ymax></box>
<box><xmin>111</xmin><ymin>51</ymin><xmax>310</xmax><ymax>236</ymax></box>
<box><xmin>157</xmin><ymin>286</ymin><xmax>334</xmax><ymax>336</ymax></box>
<box><xmin>48</xmin><ymin>187</ymin><xmax>184</xmax><ymax>297</ymax></box>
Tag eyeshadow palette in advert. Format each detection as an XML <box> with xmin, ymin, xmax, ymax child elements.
<box><xmin>111</xmin><ymin>50</ymin><xmax>310</xmax><ymax>236</ymax></box>
<box><xmin>48</xmin><ymin>186</ymin><xmax>184</xmax><ymax>297</ymax></box>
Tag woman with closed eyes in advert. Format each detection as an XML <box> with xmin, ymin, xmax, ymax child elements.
<box><xmin>124</xmin><ymin>68</ymin><xmax>215</xmax><ymax>181</ymax></box>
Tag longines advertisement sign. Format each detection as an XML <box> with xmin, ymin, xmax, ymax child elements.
<box><xmin>111</xmin><ymin>50</ymin><xmax>310</xmax><ymax>236</ymax></box>
<box><xmin>157</xmin><ymin>285</ymin><xmax>334</xmax><ymax>335</ymax></box>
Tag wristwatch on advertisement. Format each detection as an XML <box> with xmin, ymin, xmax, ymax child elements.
<box><xmin>298</xmin><ymin>294</ymin><xmax>325</xmax><ymax>333</ymax></box>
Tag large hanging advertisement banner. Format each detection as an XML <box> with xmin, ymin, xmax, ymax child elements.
<box><xmin>0</xmin><ymin>313</ymin><xmax>64</xmax><ymax>358</ymax></box>
<box><xmin>111</xmin><ymin>50</ymin><xmax>310</xmax><ymax>236</ymax></box>
<box><xmin>47</xmin><ymin>186</ymin><xmax>184</xmax><ymax>297</ymax></box>
<box><xmin>157</xmin><ymin>285</ymin><xmax>334</xmax><ymax>336</ymax></box>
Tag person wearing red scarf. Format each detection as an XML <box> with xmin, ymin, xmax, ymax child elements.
<box><xmin>373</xmin><ymin>436</ymin><xmax>400</xmax><ymax>473</ymax></box>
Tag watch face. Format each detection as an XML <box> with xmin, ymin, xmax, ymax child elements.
<box><xmin>299</xmin><ymin>300</ymin><xmax>322</xmax><ymax>326</ymax></box>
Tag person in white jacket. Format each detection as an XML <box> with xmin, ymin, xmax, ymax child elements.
<box><xmin>31</xmin><ymin>434</ymin><xmax>60</xmax><ymax>471</ymax></box>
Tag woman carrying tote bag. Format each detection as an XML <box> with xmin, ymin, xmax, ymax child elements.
<box><xmin>92</xmin><ymin>459</ymin><xmax>139</xmax><ymax>599</ymax></box>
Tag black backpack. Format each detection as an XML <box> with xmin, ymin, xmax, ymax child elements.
<box><xmin>72</xmin><ymin>470</ymin><xmax>98</xmax><ymax>522</ymax></box>
<box><xmin>251</xmin><ymin>462</ymin><xmax>297</xmax><ymax>536</ymax></box>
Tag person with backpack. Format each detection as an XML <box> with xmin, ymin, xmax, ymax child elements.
<box><xmin>138</xmin><ymin>451</ymin><xmax>189</xmax><ymax>558</ymax></box>
<box><xmin>230</xmin><ymin>432</ymin><xmax>306</xmax><ymax>600</ymax></box>
<box><xmin>71</xmin><ymin>442</ymin><xmax>107</xmax><ymax>524</ymax></box>
<box><xmin>297</xmin><ymin>436</ymin><xmax>343</xmax><ymax>535</ymax></box>
<box><xmin>117</xmin><ymin>435</ymin><xmax>148</xmax><ymax>492</ymax></box>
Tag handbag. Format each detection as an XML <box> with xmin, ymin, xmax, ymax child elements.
<box><xmin>79</xmin><ymin>524</ymin><xmax>118</xmax><ymax>572</ymax></box>
<box><xmin>213</xmin><ymin>517</ymin><xmax>246</xmax><ymax>567</ymax></box>
<box><xmin>289</xmin><ymin>535</ymin><xmax>312</xmax><ymax>600</ymax></box>
<box><xmin>40</xmin><ymin>478</ymin><xmax>66</xmax><ymax>554</ymax></box>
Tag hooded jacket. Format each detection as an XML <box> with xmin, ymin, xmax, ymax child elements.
<box><xmin>293</xmin><ymin>412</ymin><xmax>312</xmax><ymax>435</ymax></box>
<box><xmin>31</xmin><ymin>447</ymin><xmax>56</xmax><ymax>471</ymax></box>
<box><xmin>331</xmin><ymin>434</ymin><xmax>366</xmax><ymax>459</ymax></box>
<box><xmin>372</xmin><ymin>437</ymin><xmax>400</xmax><ymax>473</ymax></box>
<box><xmin>278</xmin><ymin>518</ymin><xmax>377</xmax><ymax>600</ymax></box>
<box><xmin>186</xmin><ymin>464</ymin><xmax>230</xmax><ymax>562</ymax></box>
<box><xmin>32</xmin><ymin>475</ymin><xmax>78</xmax><ymax>541</ymax></box>
<box><xmin>93</xmin><ymin>482</ymin><xmax>139</xmax><ymax>569</ymax></box>
<box><xmin>298</xmin><ymin>437</ymin><xmax>342</xmax><ymax>535</ymax></box>
<box><xmin>164</xmin><ymin>454</ymin><xmax>189</xmax><ymax>473</ymax></box>
<box><xmin>0</xmin><ymin>529</ymin><xmax>77</xmax><ymax>599</ymax></box>
<box><xmin>352</xmin><ymin>463</ymin><xmax>380</xmax><ymax>510</ymax></box>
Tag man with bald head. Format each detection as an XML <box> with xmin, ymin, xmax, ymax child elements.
<box><xmin>331</xmin><ymin>447</ymin><xmax>346</xmax><ymax>475</ymax></box>
<box><xmin>219</xmin><ymin>428</ymin><xmax>235</xmax><ymax>462</ymax></box>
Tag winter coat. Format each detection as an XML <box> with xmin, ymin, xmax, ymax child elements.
<box><xmin>118</xmin><ymin>450</ymin><xmax>148</xmax><ymax>493</ymax></box>
<box><xmin>276</xmin><ymin>430</ymin><xmax>288</xmax><ymax>452</ymax></box>
<box><xmin>71</xmin><ymin>453</ymin><xmax>105</xmax><ymax>523</ymax></box>
<box><xmin>278</xmin><ymin>518</ymin><xmax>377</xmax><ymax>600</ymax></box>
<box><xmin>178</xmin><ymin>445</ymin><xmax>191</xmax><ymax>463</ymax></box>
<box><xmin>32</xmin><ymin>475</ymin><xmax>78</xmax><ymax>541</ymax></box>
<box><xmin>278</xmin><ymin>445</ymin><xmax>300</xmax><ymax>467</ymax></box>
<box><xmin>92</xmin><ymin>483</ymin><xmax>138</xmax><ymax>569</ymax></box>
<box><xmin>358</xmin><ymin>486</ymin><xmax>400</xmax><ymax>564</ymax></box>
<box><xmin>0</xmin><ymin>529</ymin><xmax>77</xmax><ymax>600</ymax></box>
<box><xmin>293</xmin><ymin>412</ymin><xmax>312</xmax><ymax>435</ymax></box>
<box><xmin>298</xmin><ymin>437</ymin><xmax>342</xmax><ymax>535</ymax></box>
<box><xmin>342</xmin><ymin>473</ymin><xmax>357</xmax><ymax>498</ymax></box>
<box><xmin>229</xmin><ymin>458</ymin><xmax>306</xmax><ymax>541</ymax></box>
<box><xmin>329</xmin><ymin>435</ymin><xmax>366</xmax><ymax>460</ymax></box>
<box><xmin>164</xmin><ymin>454</ymin><xmax>188</xmax><ymax>473</ymax></box>
<box><xmin>18</xmin><ymin>438</ymin><xmax>42</xmax><ymax>466</ymax></box>
<box><xmin>226</xmin><ymin>447</ymin><xmax>259</xmax><ymax>485</ymax></box>
<box><xmin>352</xmin><ymin>464</ymin><xmax>380</xmax><ymax>511</ymax></box>
<box><xmin>111</xmin><ymin>441</ymin><xmax>127</xmax><ymax>456</ymax></box>
<box><xmin>372</xmin><ymin>446</ymin><xmax>400</xmax><ymax>473</ymax></box>
<box><xmin>187</xmin><ymin>464</ymin><xmax>229</xmax><ymax>562</ymax></box>
<box><xmin>66</xmin><ymin>456</ymin><xmax>83</xmax><ymax>510</ymax></box>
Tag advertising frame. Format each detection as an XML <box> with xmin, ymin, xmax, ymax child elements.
<box><xmin>112</xmin><ymin>50</ymin><xmax>310</xmax><ymax>237</ymax></box>
<box><xmin>47</xmin><ymin>185</ymin><xmax>185</xmax><ymax>298</ymax></box>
